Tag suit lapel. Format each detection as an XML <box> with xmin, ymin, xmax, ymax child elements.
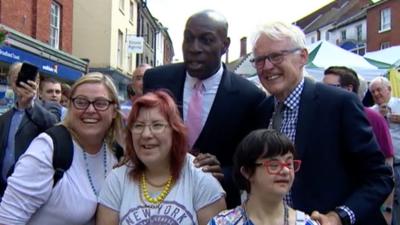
<box><xmin>195</xmin><ymin>68</ymin><xmax>237</xmax><ymax>146</ymax></box>
<box><xmin>172</xmin><ymin>65</ymin><xmax>187</xmax><ymax>117</ymax></box>
<box><xmin>295</xmin><ymin>78</ymin><xmax>318</xmax><ymax>157</ymax></box>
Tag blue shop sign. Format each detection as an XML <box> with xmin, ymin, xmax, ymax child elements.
<box><xmin>0</xmin><ymin>45</ymin><xmax>83</xmax><ymax>81</ymax></box>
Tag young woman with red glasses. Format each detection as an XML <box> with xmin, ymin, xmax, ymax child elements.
<box><xmin>209</xmin><ymin>129</ymin><xmax>319</xmax><ymax>225</ymax></box>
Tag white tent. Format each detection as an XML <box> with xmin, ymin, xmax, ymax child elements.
<box><xmin>306</xmin><ymin>41</ymin><xmax>387</xmax><ymax>81</ymax></box>
<box><xmin>364</xmin><ymin>46</ymin><xmax>400</xmax><ymax>68</ymax></box>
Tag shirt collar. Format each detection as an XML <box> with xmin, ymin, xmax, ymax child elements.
<box><xmin>275</xmin><ymin>78</ymin><xmax>304</xmax><ymax>110</ymax></box>
<box><xmin>186</xmin><ymin>63</ymin><xmax>223</xmax><ymax>91</ymax></box>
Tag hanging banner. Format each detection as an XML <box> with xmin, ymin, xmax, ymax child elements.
<box><xmin>127</xmin><ymin>35</ymin><xmax>144</xmax><ymax>54</ymax></box>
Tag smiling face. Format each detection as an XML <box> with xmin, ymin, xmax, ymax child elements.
<box><xmin>247</xmin><ymin>153</ymin><xmax>295</xmax><ymax>198</ymax></box>
<box><xmin>182</xmin><ymin>12</ymin><xmax>230</xmax><ymax>80</ymax></box>
<box><xmin>254</xmin><ymin>35</ymin><xmax>307</xmax><ymax>101</ymax></box>
<box><xmin>131</xmin><ymin>107</ymin><xmax>173</xmax><ymax>169</ymax></box>
<box><xmin>68</xmin><ymin>83</ymin><xmax>116</xmax><ymax>141</ymax></box>
<box><xmin>370</xmin><ymin>80</ymin><xmax>391</xmax><ymax>105</ymax></box>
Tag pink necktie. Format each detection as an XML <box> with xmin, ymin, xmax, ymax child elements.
<box><xmin>187</xmin><ymin>81</ymin><xmax>203</xmax><ymax>148</ymax></box>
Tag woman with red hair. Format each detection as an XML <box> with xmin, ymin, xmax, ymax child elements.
<box><xmin>97</xmin><ymin>90</ymin><xmax>226</xmax><ymax>225</ymax></box>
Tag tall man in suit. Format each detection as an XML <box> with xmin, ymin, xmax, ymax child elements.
<box><xmin>251</xmin><ymin>21</ymin><xmax>393</xmax><ymax>225</ymax></box>
<box><xmin>0</xmin><ymin>62</ymin><xmax>59</xmax><ymax>198</ymax></box>
<box><xmin>143</xmin><ymin>10</ymin><xmax>269</xmax><ymax>208</ymax></box>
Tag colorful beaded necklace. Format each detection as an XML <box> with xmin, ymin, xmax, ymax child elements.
<box><xmin>82</xmin><ymin>143</ymin><xmax>107</xmax><ymax>196</ymax></box>
<box><xmin>140</xmin><ymin>173</ymin><xmax>173</xmax><ymax>205</ymax></box>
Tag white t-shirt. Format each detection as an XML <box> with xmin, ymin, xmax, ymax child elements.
<box><xmin>99</xmin><ymin>154</ymin><xmax>225</xmax><ymax>225</ymax></box>
<box><xmin>0</xmin><ymin>133</ymin><xmax>117</xmax><ymax>225</ymax></box>
<box><xmin>371</xmin><ymin>97</ymin><xmax>400</xmax><ymax>161</ymax></box>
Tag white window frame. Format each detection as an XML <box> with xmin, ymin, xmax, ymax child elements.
<box><xmin>117</xmin><ymin>30</ymin><xmax>123</xmax><ymax>68</ymax></box>
<box><xmin>380</xmin><ymin>42</ymin><xmax>390</xmax><ymax>49</ymax></box>
<box><xmin>49</xmin><ymin>1</ymin><xmax>60</xmax><ymax>49</ymax></box>
<box><xmin>380</xmin><ymin>8</ymin><xmax>391</xmax><ymax>32</ymax></box>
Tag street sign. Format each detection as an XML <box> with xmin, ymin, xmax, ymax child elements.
<box><xmin>127</xmin><ymin>35</ymin><xmax>144</xmax><ymax>54</ymax></box>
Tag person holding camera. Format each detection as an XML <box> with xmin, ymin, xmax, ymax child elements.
<box><xmin>0</xmin><ymin>62</ymin><xmax>60</xmax><ymax>198</ymax></box>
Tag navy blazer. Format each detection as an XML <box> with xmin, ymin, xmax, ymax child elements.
<box><xmin>265</xmin><ymin>78</ymin><xmax>393</xmax><ymax>225</ymax></box>
<box><xmin>144</xmin><ymin>63</ymin><xmax>269</xmax><ymax>207</ymax></box>
<box><xmin>0</xmin><ymin>100</ymin><xmax>59</xmax><ymax>196</ymax></box>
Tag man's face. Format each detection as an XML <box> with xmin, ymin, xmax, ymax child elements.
<box><xmin>323</xmin><ymin>74</ymin><xmax>342</xmax><ymax>87</ymax></box>
<box><xmin>132</xmin><ymin>67</ymin><xmax>149</xmax><ymax>95</ymax></box>
<box><xmin>370</xmin><ymin>81</ymin><xmax>391</xmax><ymax>105</ymax></box>
<box><xmin>182</xmin><ymin>15</ymin><xmax>229</xmax><ymax>79</ymax></box>
<box><xmin>40</xmin><ymin>82</ymin><xmax>62</xmax><ymax>103</ymax></box>
<box><xmin>253</xmin><ymin>35</ymin><xmax>307</xmax><ymax>101</ymax></box>
<box><xmin>323</xmin><ymin>74</ymin><xmax>354</xmax><ymax>92</ymax></box>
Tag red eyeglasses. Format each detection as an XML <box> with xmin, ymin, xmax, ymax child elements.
<box><xmin>255</xmin><ymin>159</ymin><xmax>302</xmax><ymax>175</ymax></box>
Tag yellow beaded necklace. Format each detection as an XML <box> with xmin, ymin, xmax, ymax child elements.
<box><xmin>140</xmin><ymin>173</ymin><xmax>173</xmax><ymax>205</ymax></box>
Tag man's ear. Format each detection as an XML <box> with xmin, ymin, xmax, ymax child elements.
<box><xmin>222</xmin><ymin>37</ymin><xmax>231</xmax><ymax>55</ymax></box>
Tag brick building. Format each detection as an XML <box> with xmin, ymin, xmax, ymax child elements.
<box><xmin>0</xmin><ymin>0</ymin><xmax>87</xmax><ymax>83</ymax></box>
<box><xmin>366</xmin><ymin>0</ymin><xmax>400</xmax><ymax>51</ymax></box>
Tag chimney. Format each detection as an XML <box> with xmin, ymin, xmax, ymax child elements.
<box><xmin>240</xmin><ymin>37</ymin><xmax>247</xmax><ymax>57</ymax></box>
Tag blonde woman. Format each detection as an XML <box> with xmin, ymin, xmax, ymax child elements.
<box><xmin>0</xmin><ymin>73</ymin><xmax>123</xmax><ymax>225</ymax></box>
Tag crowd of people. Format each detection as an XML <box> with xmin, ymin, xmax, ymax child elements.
<box><xmin>0</xmin><ymin>9</ymin><xmax>397</xmax><ymax>225</ymax></box>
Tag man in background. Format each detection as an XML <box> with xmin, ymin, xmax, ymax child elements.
<box><xmin>38</xmin><ymin>77</ymin><xmax>66</xmax><ymax>119</ymax></box>
<box><xmin>323</xmin><ymin>66</ymin><xmax>395</xmax><ymax>225</ymax></box>
<box><xmin>0</xmin><ymin>62</ymin><xmax>59</xmax><ymax>198</ymax></box>
<box><xmin>369</xmin><ymin>76</ymin><xmax>400</xmax><ymax>225</ymax></box>
<box><xmin>121</xmin><ymin>64</ymin><xmax>152</xmax><ymax>118</ymax></box>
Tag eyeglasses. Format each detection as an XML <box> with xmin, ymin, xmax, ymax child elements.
<box><xmin>131</xmin><ymin>122</ymin><xmax>169</xmax><ymax>134</ymax></box>
<box><xmin>255</xmin><ymin>159</ymin><xmax>301</xmax><ymax>175</ymax></box>
<box><xmin>71</xmin><ymin>97</ymin><xmax>114</xmax><ymax>111</ymax></box>
<box><xmin>250</xmin><ymin>48</ymin><xmax>302</xmax><ymax>69</ymax></box>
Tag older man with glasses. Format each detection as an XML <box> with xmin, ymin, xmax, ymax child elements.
<box><xmin>251</xmin><ymin>21</ymin><xmax>393</xmax><ymax>225</ymax></box>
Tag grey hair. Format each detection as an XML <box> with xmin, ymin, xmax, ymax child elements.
<box><xmin>251</xmin><ymin>21</ymin><xmax>306</xmax><ymax>52</ymax></box>
<box><xmin>369</xmin><ymin>76</ymin><xmax>391</xmax><ymax>90</ymax></box>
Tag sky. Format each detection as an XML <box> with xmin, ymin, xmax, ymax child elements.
<box><xmin>147</xmin><ymin>0</ymin><xmax>334</xmax><ymax>62</ymax></box>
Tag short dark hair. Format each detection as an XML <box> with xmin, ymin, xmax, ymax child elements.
<box><xmin>39</xmin><ymin>77</ymin><xmax>61</xmax><ymax>91</ymax></box>
<box><xmin>233</xmin><ymin>129</ymin><xmax>295</xmax><ymax>193</ymax></box>
<box><xmin>324</xmin><ymin>66</ymin><xmax>359</xmax><ymax>94</ymax></box>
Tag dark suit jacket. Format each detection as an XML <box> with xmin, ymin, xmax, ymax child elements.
<box><xmin>0</xmin><ymin>100</ymin><xmax>59</xmax><ymax>196</ymax></box>
<box><xmin>144</xmin><ymin>63</ymin><xmax>269</xmax><ymax>207</ymax></box>
<box><xmin>265</xmin><ymin>78</ymin><xmax>393</xmax><ymax>225</ymax></box>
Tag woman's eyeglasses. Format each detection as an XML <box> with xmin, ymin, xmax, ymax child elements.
<box><xmin>71</xmin><ymin>97</ymin><xmax>114</xmax><ymax>111</ymax></box>
<box><xmin>131</xmin><ymin>122</ymin><xmax>169</xmax><ymax>134</ymax></box>
<box><xmin>255</xmin><ymin>159</ymin><xmax>302</xmax><ymax>175</ymax></box>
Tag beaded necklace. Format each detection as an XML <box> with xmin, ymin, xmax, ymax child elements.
<box><xmin>140</xmin><ymin>173</ymin><xmax>173</xmax><ymax>205</ymax></box>
<box><xmin>82</xmin><ymin>143</ymin><xmax>107</xmax><ymax>196</ymax></box>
